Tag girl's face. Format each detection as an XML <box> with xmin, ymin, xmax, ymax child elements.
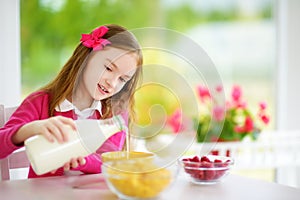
<box><xmin>81</xmin><ymin>47</ymin><xmax>138</xmax><ymax>102</ymax></box>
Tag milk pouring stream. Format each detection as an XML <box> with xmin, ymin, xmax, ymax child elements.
<box><xmin>25</xmin><ymin>117</ymin><xmax>123</xmax><ymax>175</ymax></box>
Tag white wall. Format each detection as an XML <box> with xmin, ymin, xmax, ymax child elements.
<box><xmin>0</xmin><ymin>0</ymin><xmax>21</xmax><ymax>107</ymax></box>
<box><xmin>276</xmin><ymin>0</ymin><xmax>300</xmax><ymax>187</ymax></box>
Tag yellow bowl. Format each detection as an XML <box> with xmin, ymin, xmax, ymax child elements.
<box><xmin>101</xmin><ymin>151</ymin><xmax>154</xmax><ymax>163</ymax></box>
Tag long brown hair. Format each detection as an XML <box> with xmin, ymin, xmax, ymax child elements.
<box><xmin>41</xmin><ymin>24</ymin><xmax>143</xmax><ymax>127</ymax></box>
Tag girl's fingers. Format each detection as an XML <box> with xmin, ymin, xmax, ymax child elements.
<box><xmin>58</xmin><ymin>116</ymin><xmax>77</xmax><ymax>130</ymax></box>
<box><xmin>64</xmin><ymin>162</ymin><xmax>70</xmax><ymax>171</ymax></box>
<box><xmin>41</xmin><ymin>127</ymin><xmax>56</xmax><ymax>143</ymax></box>
<box><xmin>45</xmin><ymin>122</ymin><xmax>64</xmax><ymax>143</ymax></box>
<box><xmin>78</xmin><ymin>157</ymin><xmax>86</xmax><ymax>166</ymax></box>
<box><xmin>42</xmin><ymin>116</ymin><xmax>76</xmax><ymax>143</ymax></box>
<box><xmin>52</xmin><ymin>116</ymin><xmax>76</xmax><ymax>142</ymax></box>
<box><xmin>63</xmin><ymin>157</ymin><xmax>86</xmax><ymax>171</ymax></box>
<box><xmin>57</xmin><ymin>124</ymin><xmax>72</xmax><ymax>142</ymax></box>
<box><xmin>71</xmin><ymin>158</ymin><xmax>79</xmax><ymax>168</ymax></box>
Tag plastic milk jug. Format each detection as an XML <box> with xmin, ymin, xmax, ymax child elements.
<box><xmin>24</xmin><ymin>116</ymin><xmax>124</xmax><ymax>175</ymax></box>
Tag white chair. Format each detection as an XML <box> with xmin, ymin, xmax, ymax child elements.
<box><xmin>0</xmin><ymin>104</ymin><xmax>29</xmax><ymax>180</ymax></box>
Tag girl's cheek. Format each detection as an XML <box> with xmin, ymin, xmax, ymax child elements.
<box><xmin>97</xmin><ymin>70</ymin><xmax>106</xmax><ymax>81</ymax></box>
<box><xmin>114</xmin><ymin>84</ymin><xmax>125</xmax><ymax>94</ymax></box>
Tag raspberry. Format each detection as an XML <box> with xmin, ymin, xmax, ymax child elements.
<box><xmin>200</xmin><ymin>161</ymin><xmax>213</xmax><ymax>168</ymax></box>
<box><xmin>183</xmin><ymin>155</ymin><xmax>232</xmax><ymax>182</ymax></box>
<box><xmin>214</xmin><ymin>159</ymin><xmax>222</xmax><ymax>163</ymax></box>
<box><xmin>183</xmin><ymin>159</ymin><xmax>200</xmax><ymax>174</ymax></box>
<box><xmin>213</xmin><ymin>159</ymin><xmax>223</xmax><ymax>167</ymax></box>
<box><xmin>214</xmin><ymin>170</ymin><xmax>226</xmax><ymax>179</ymax></box>
<box><xmin>204</xmin><ymin>169</ymin><xmax>216</xmax><ymax>180</ymax></box>
<box><xmin>200</xmin><ymin>156</ymin><xmax>211</xmax><ymax>163</ymax></box>
<box><xmin>221</xmin><ymin>159</ymin><xmax>231</xmax><ymax>167</ymax></box>
<box><xmin>190</xmin><ymin>156</ymin><xmax>200</xmax><ymax>163</ymax></box>
<box><xmin>191</xmin><ymin>170</ymin><xmax>205</xmax><ymax>180</ymax></box>
<box><xmin>226</xmin><ymin>150</ymin><xmax>231</xmax><ymax>157</ymax></box>
<box><xmin>211</xmin><ymin>150</ymin><xmax>219</xmax><ymax>155</ymax></box>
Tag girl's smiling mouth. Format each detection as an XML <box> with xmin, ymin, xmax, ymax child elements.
<box><xmin>98</xmin><ymin>83</ymin><xmax>109</xmax><ymax>94</ymax></box>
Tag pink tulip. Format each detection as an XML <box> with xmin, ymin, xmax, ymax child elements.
<box><xmin>215</xmin><ymin>85</ymin><xmax>223</xmax><ymax>93</ymax></box>
<box><xmin>244</xmin><ymin>116</ymin><xmax>254</xmax><ymax>132</ymax></box>
<box><xmin>212</xmin><ymin>106</ymin><xmax>225</xmax><ymax>121</ymax></box>
<box><xmin>232</xmin><ymin>85</ymin><xmax>242</xmax><ymax>102</ymax></box>
<box><xmin>236</xmin><ymin>101</ymin><xmax>247</xmax><ymax>109</ymax></box>
<box><xmin>234</xmin><ymin>125</ymin><xmax>245</xmax><ymax>133</ymax></box>
<box><xmin>260</xmin><ymin>114</ymin><xmax>270</xmax><ymax>125</ymax></box>
<box><xmin>234</xmin><ymin>116</ymin><xmax>254</xmax><ymax>133</ymax></box>
<box><xmin>259</xmin><ymin>102</ymin><xmax>267</xmax><ymax>110</ymax></box>
<box><xmin>197</xmin><ymin>85</ymin><xmax>211</xmax><ymax>102</ymax></box>
<box><xmin>167</xmin><ymin>109</ymin><xmax>185</xmax><ymax>133</ymax></box>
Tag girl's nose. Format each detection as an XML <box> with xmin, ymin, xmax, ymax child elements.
<box><xmin>106</xmin><ymin>76</ymin><xmax>118</xmax><ymax>89</ymax></box>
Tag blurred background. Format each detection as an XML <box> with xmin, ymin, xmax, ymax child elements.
<box><xmin>19</xmin><ymin>0</ymin><xmax>275</xmax><ymax>130</ymax></box>
<box><xmin>1</xmin><ymin>0</ymin><xmax>300</xmax><ymax>187</ymax></box>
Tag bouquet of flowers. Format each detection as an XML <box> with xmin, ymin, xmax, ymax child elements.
<box><xmin>194</xmin><ymin>85</ymin><xmax>270</xmax><ymax>142</ymax></box>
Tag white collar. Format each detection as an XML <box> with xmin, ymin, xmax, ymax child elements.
<box><xmin>55</xmin><ymin>99</ymin><xmax>102</xmax><ymax>119</ymax></box>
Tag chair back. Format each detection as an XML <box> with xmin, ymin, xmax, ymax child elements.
<box><xmin>0</xmin><ymin>104</ymin><xmax>30</xmax><ymax>180</ymax></box>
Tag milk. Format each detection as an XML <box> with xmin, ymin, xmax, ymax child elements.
<box><xmin>25</xmin><ymin>117</ymin><xmax>123</xmax><ymax>175</ymax></box>
<box><xmin>25</xmin><ymin>126</ymin><xmax>88</xmax><ymax>175</ymax></box>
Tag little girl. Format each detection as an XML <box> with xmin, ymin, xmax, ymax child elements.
<box><xmin>0</xmin><ymin>24</ymin><xmax>143</xmax><ymax>178</ymax></box>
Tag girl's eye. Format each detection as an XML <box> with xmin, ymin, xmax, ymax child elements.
<box><xmin>105</xmin><ymin>65</ymin><xmax>112</xmax><ymax>71</ymax></box>
<box><xmin>119</xmin><ymin>77</ymin><xmax>127</xmax><ymax>83</ymax></box>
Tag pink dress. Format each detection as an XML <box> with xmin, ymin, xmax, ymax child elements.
<box><xmin>0</xmin><ymin>91</ymin><xmax>127</xmax><ymax>178</ymax></box>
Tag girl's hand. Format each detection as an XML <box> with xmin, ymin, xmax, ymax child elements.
<box><xmin>63</xmin><ymin>156</ymin><xmax>86</xmax><ymax>171</ymax></box>
<box><xmin>12</xmin><ymin>116</ymin><xmax>76</xmax><ymax>145</ymax></box>
<box><xmin>31</xmin><ymin>116</ymin><xmax>76</xmax><ymax>143</ymax></box>
<box><xmin>50</xmin><ymin>157</ymin><xmax>86</xmax><ymax>174</ymax></box>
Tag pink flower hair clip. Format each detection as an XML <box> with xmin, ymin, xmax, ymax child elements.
<box><xmin>80</xmin><ymin>26</ymin><xmax>111</xmax><ymax>51</ymax></box>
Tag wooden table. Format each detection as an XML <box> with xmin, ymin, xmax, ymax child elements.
<box><xmin>0</xmin><ymin>173</ymin><xmax>300</xmax><ymax>200</ymax></box>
